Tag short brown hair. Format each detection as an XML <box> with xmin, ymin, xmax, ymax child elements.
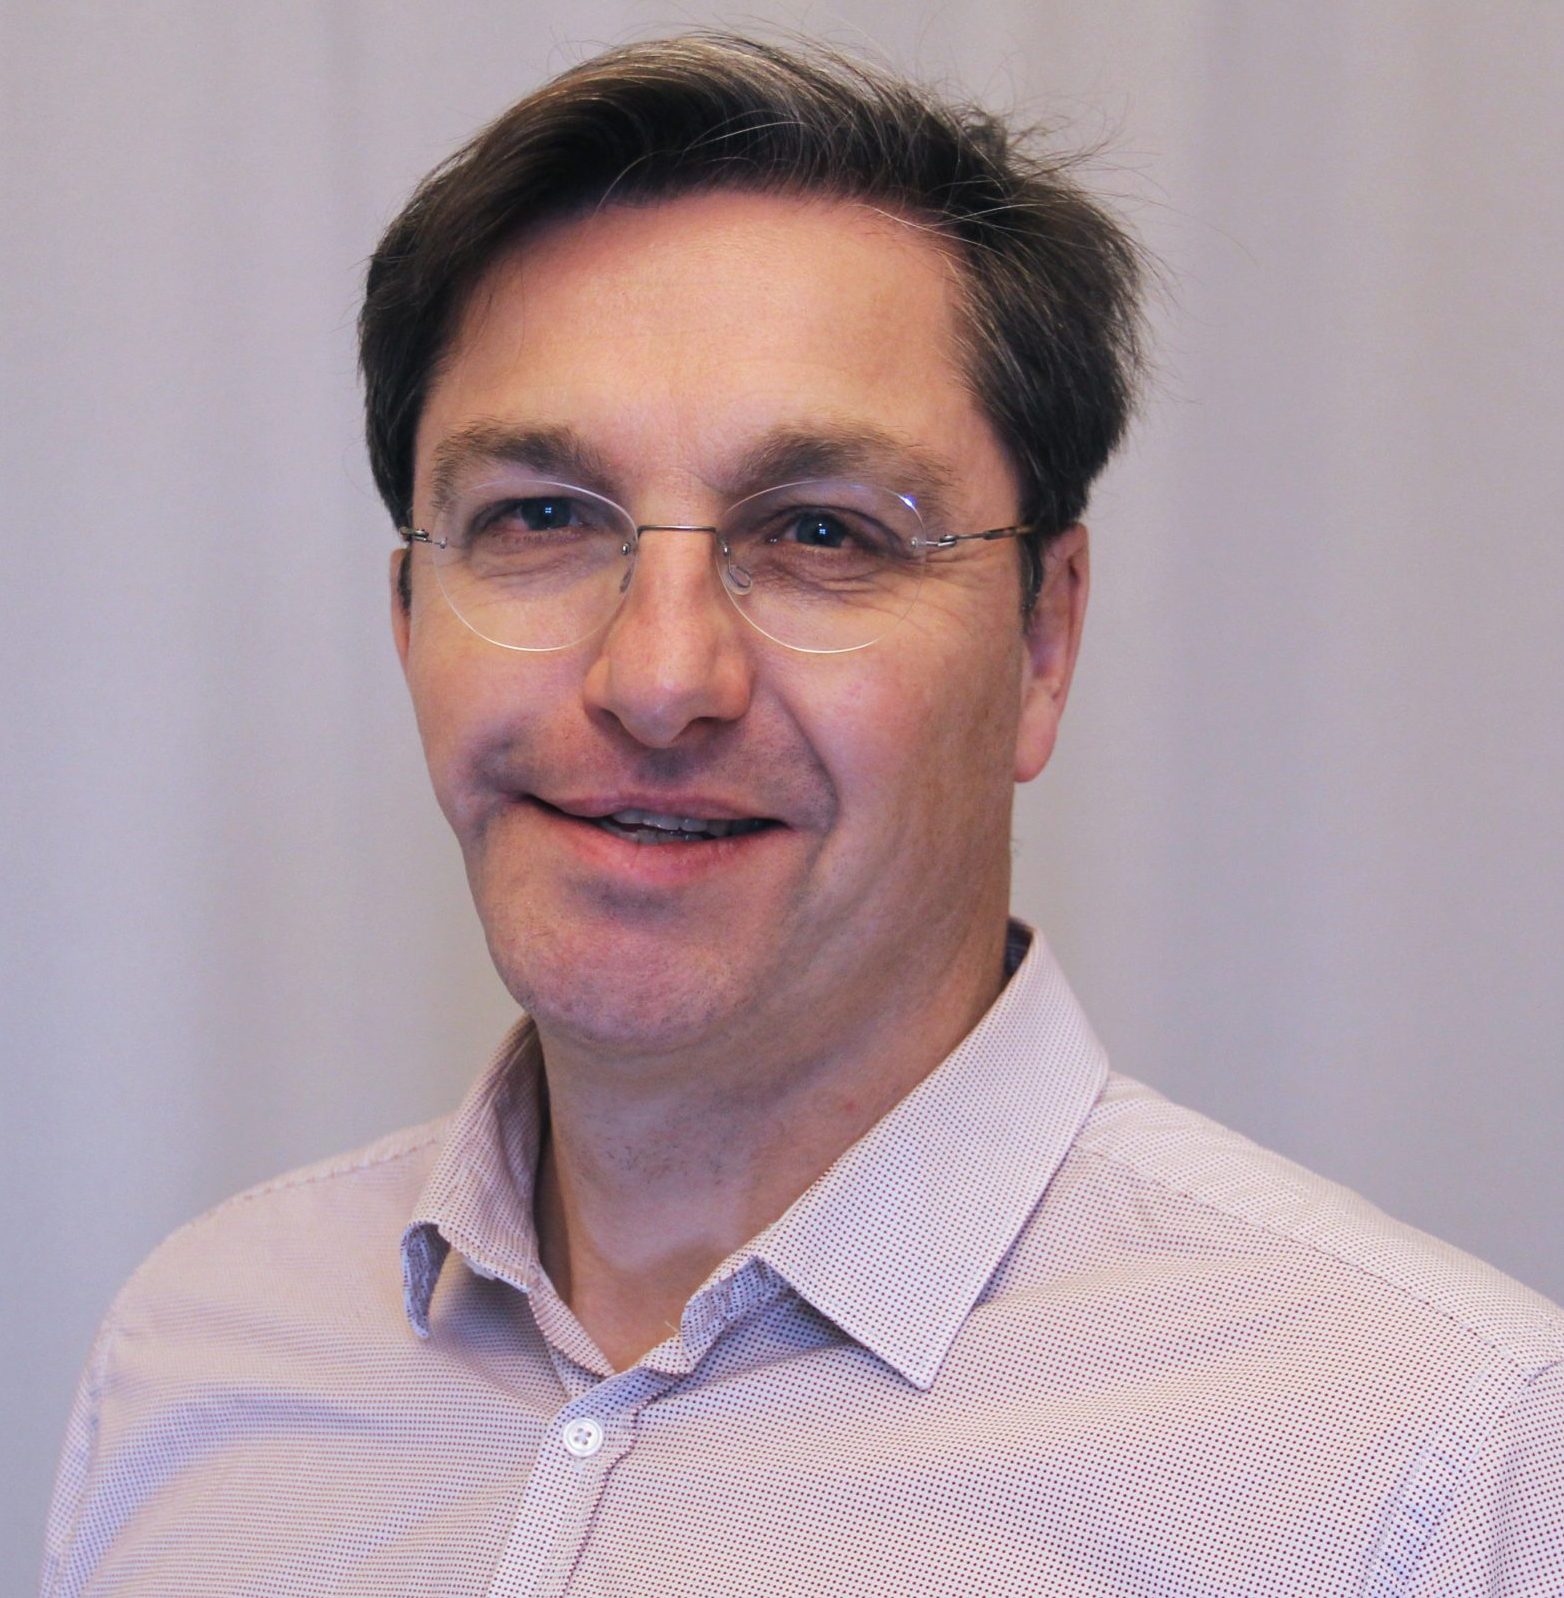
<box><xmin>360</xmin><ymin>33</ymin><xmax>1146</xmax><ymax>612</ymax></box>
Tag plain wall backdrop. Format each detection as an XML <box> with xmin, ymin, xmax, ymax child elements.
<box><xmin>4</xmin><ymin>1</ymin><xmax>1561</xmax><ymax>1588</ymax></box>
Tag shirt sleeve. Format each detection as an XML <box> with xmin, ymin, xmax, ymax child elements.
<box><xmin>1408</xmin><ymin>1361</ymin><xmax>1564</xmax><ymax>1596</ymax></box>
<box><xmin>37</xmin><ymin>1311</ymin><xmax>117</xmax><ymax>1598</ymax></box>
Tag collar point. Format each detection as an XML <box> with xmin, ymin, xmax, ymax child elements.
<box><xmin>884</xmin><ymin>1347</ymin><xmax>948</xmax><ymax>1393</ymax></box>
<box><xmin>400</xmin><ymin>1221</ymin><xmax>450</xmax><ymax>1339</ymax></box>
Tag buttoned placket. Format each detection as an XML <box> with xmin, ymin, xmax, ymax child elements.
<box><xmin>478</xmin><ymin>1257</ymin><xmax>786</xmax><ymax>1598</ymax></box>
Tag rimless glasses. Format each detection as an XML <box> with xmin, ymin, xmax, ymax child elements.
<box><xmin>400</xmin><ymin>473</ymin><xmax>1034</xmax><ymax>655</ymax></box>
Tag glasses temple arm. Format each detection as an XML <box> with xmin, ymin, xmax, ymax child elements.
<box><xmin>925</xmin><ymin>525</ymin><xmax>1035</xmax><ymax>550</ymax></box>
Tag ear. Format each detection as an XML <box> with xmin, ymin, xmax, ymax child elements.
<box><xmin>1014</xmin><ymin>523</ymin><xmax>1089</xmax><ymax>783</ymax></box>
<box><xmin>390</xmin><ymin>548</ymin><xmax>412</xmax><ymax>675</ymax></box>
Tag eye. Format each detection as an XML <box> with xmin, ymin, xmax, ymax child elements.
<box><xmin>512</xmin><ymin>495</ymin><xmax>585</xmax><ymax>531</ymax></box>
<box><xmin>522</xmin><ymin>495</ymin><xmax>586</xmax><ymax>531</ymax></box>
<box><xmin>469</xmin><ymin>493</ymin><xmax>591</xmax><ymax>540</ymax></box>
<box><xmin>772</xmin><ymin>510</ymin><xmax>862</xmax><ymax>551</ymax></box>
<box><xmin>726</xmin><ymin>482</ymin><xmax>918</xmax><ymax>569</ymax></box>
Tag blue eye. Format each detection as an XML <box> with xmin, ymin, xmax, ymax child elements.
<box><xmin>516</xmin><ymin>496</ymin><xmax>581</xmax><ymax>531</ymax></box>
<box><xmin>782</xmin><ymin>512</ymin><xmax>853</xmax><ymax>549</ymax></box>
<box><xmin>466</xmin><ymin>496</ymin><xmax>590</xmax><ymax>543</ymax></box>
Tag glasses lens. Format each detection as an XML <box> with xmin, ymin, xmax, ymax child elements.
<box><xmin>426</xmin><ymin>475</ymin><xmax>633</xmax><ymax>651</ymax></box>
<box><xmin>719</xmin><ymin>481</ymin><xmax>929</xmax><ymax>652</ymax></box>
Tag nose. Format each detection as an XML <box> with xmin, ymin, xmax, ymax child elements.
<box><xmin>581</xmin><ymin>526</ymin><xmax>755</xmax><ymax>748</ymax></box>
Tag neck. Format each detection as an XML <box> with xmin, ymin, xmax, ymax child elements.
<box><xmin>532</xmin><ymin>909</ymin><xmax>1013</xmax><ymax>1370</ymax></box>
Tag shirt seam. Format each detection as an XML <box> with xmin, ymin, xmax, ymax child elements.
<box><xmin>163</xmin><ymin>1123</ymin><xmax>447</xmax><ymax>1242</ymax></box>
<box><xmin>104</xmin><ymin>1124</ymin><xmax>451</xmax><ymax>1327</ymax></box>
<box><xmin>1390</xmin><ymin>1357</ymin><xmax>1564</xmax><ymax>1597</ymax></box>
<box><xmin>43</xmin><ymin>1125</ymin><xmax>449</xmax><ymax>1596</ymax></box>
<box><xmin>40</xmin><ymin>1314</ymin><xmax>122</xmax><ymax>1598</ymax></box>
<box><xmin>1071</xmin><ymin>1142</ymin><xmax>1564</xmax><ymax>1376</ymax></box>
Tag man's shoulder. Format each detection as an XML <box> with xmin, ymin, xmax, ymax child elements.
<box><xmin>1040</xmin><ymin>1072</ymin><xmax>1564</xmax><ymax>1377</ymax></box>
<box><xmin>167</xmin><ymin>1115</ymin><xmax>448</xmax><ymax>1236</ymax></box>
<box><xmin>105</xmin><ymin>1117</ymin><xmax>450</xmax><ymax>1329</ymax></box>
<box><xmin>43</xmin><ymin>1120</ymin><xmax>460</xmax><ymax>1597</ymax></box>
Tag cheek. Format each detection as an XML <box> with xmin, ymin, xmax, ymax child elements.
<box><xmin>899</xmin><ymin>640</ymin><xmax>1025</xmax><ymax>828</ymax></box>
<box><xmin>404</xmin><ymin>640</ymin><xmax>527</xmax><ymax>836</ymax></box>
<box><xmin>407</xmin><ymin>672</ymin><xmax>479</xmax><ymax>832</ymax></box>
<box><xmin>805</xmin><ymin>646</ymin><xmax>1016</xmax><ymax>842</ymax></box>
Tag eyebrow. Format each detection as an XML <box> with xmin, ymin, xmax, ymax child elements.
<box><xmin>424</xmin><ymin>418</ymin><xmax>965</xmax><ymax>523</ymax></box>
<box><xmin>426</xmin><ymin>422</ymin><xmax>615</xmax><ymax>516</ymax></box>
<box><xmin>726</xmin><ymin>424</ymin><xmax>962</xmax><ymax>523</ymax></box>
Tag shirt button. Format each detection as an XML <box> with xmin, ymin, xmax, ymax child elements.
<box><xmin>561</xmin><ymin>1417</ymin><xmax>605</xmax><ymax>1458</ymax></box>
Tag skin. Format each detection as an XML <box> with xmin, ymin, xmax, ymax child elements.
<box><xmin>393</xmin><ymin>189</ymin><xmax>1089</xmax><ymax>1368</ymax></box>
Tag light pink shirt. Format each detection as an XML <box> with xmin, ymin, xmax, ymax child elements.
<box><xmin>42</xmin><ymin>925</ymin><xmax>1564</xmax><ymax>1595</ymax></box>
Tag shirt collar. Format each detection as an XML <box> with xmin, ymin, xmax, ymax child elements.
<box><xmin>736</xmin><ymin>922</ymin><xmax>1109</xmax><ymax>1387</ymax></box>
<box><xmin>401</xmin><ymin>1022</ymin><xmax>546</xmax><ymax>1337</ymax></box>
<box><xmin>402</xmin><ymin>920</ymin><xmax>1109</xmax><ymax>1389</ymax></box>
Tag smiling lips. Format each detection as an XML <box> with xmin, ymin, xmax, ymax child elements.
<box><xmin>596</xmin><ymin>808</ymin><xmax>774</xmax><ymax>843</ymax></box>
<box><xmin>538</xmin><ymin>798</ymin><xmax>778</xmax><ymax>845</ymax></box>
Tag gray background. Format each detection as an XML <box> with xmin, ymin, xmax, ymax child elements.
<box><xmin>5</xmin><ymin>1</ymin><xmax>1562</xmax><ymax>1589</ymax></box>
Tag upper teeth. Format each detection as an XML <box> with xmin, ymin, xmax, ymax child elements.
<box><xmin>608</xmin><ymin>808</ymin><xmax>751</xmax><ymax>836</ymax></box>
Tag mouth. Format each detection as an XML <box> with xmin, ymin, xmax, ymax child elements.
<box><xmin>533</xmin><ymin>798</ymin><xmax>781</xmax><ymax>846</ymax></box>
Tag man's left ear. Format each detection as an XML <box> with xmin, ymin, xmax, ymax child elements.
<box><xmin>1014</xmin><ymin>523</ymin><xmax>1090</xmax><ymax>783</ymax></box>
<box><xmin>390</xmin><ymin>547</ymin><xmax>413</xmax><ymax>675</ymax></box>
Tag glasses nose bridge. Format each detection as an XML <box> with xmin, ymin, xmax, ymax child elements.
<box><xmin>617</xmin><ymin>519</ymin><xmax>741</xmax><ymax>614</ymax></box>
<box><xmin>633</xmin><ymin>521</ymin><xmax>721</xmax><ymax>538</ymax></box>
<box><xmin>626</xmin><ymin>520</ymin><xmax>736</xmax><ymax>578</ymax></box>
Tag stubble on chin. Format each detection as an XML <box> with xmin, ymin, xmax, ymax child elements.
<box><xmin>467</xmin><ymin>852</ymin><xmax>762</xmax><ymax>1056</ymax></box>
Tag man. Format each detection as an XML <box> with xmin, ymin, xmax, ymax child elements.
<box><xmin>42</xmin><ymin>34</ymin><xmax>1563</xmax><ymax>1597</ymax></box>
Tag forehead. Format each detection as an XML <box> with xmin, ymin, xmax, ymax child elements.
<box><xmin>416</xmin><ymin>189</ymin><xmax>1015</xmax><ymax>508</ymax></box>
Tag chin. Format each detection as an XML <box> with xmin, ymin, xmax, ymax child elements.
<box><xmin>481</xmin><ymin>906</ymin><xmax>748</xmax><ymax>1057</ymax></box>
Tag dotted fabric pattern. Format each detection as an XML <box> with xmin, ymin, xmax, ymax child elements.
<box><xmin>41</xmin><ymin>925</ymin><xmax>1564</xmax><ymax>1596</ymax></box>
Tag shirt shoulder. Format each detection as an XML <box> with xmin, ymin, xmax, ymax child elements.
<box><xmin>42</xmin><ymin>1120</ymin><xmax>453</xmax><ymax>1598</ymax></box>
<box><xmin>74</xmin><ymin>1113</ymin><xmax>452</xmax><ymax>1409</ymax></box>
<box><xmin>135</xmin><ymin>1116</ymin><xmax>449</xmax><ymax>1287</ymax></box>
<box><xmin>963</xmin><ymin>1069</ymin><xmax>1564</xmax><ymax>1593</ymax></box>
<box><xmin>1056</xmin><ymin>1072</ymin><xmax>1564</xmax><ymax>1376</ymax></box>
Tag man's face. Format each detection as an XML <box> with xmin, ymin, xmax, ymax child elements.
<box><xmin>395</xmin><ymin>189</ymin><xmax>1084</xmax><ymax>1063</ymax></box>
